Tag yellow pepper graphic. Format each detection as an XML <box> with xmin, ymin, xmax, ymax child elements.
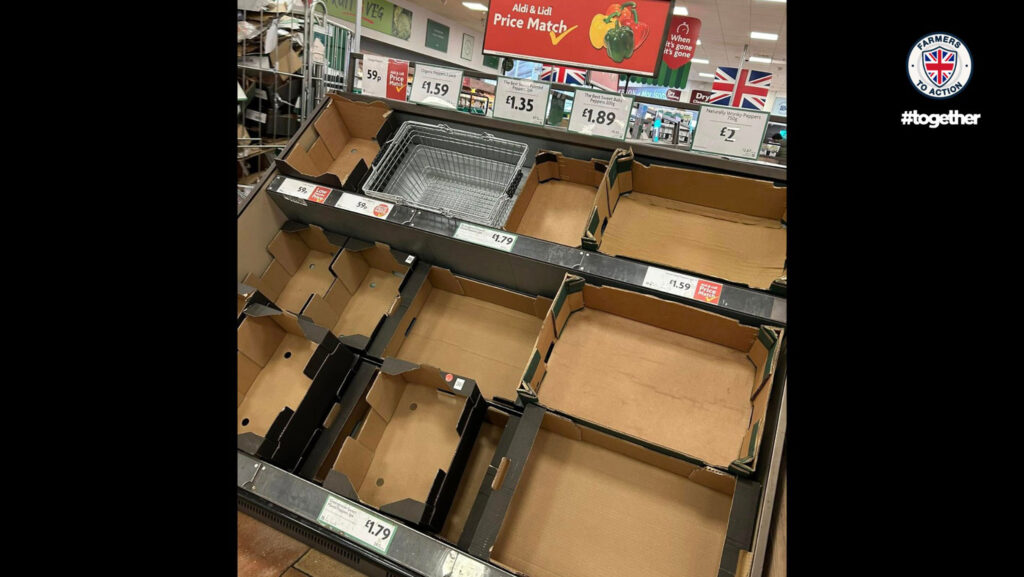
<box><xmin>589</xmin><ymin>10</ymin><xmax>621</xmax><ymax>49</ymax></box>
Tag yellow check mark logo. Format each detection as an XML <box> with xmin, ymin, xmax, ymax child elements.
<box><xmin>394</xmin><ymin>85</ymin><xmax>405</xmax><ymax>93</ymax></box>
<box><xmin>549</xmin><ymin>25</ymin><xmax>579</xmax><ymax>46</ymax></box>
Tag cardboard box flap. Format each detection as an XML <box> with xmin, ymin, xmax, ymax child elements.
<box><xmin>550</xmin><ymin>274</ymin><xmax>587</xmax><ymax>337</ymax></box>
<box><xmin>426</xmin><ymin>266</ymin><xmax>465</xmax><ymax>295</ymax></box>
<box><xmin>327</xmin><ymin>93</ymin><xmax>394</xmax><ymax>139</ymax></box>
<box><xmin>581</xmin><ymin>283</ymin><xmax>757</xmax><ymax>351</ymax></box>
<box><xmin>540</xmin><ymin>410</ymin><xmax>582</xmax><ymax>441</ymax></box>
<box><xmin>332</xmin><ymin>249</ymin><xmax>371</xmax><ymax>295</ymax></box>
<box><xmin>238</xmin><ymin>351</ymin><xmax>263</xmax><ymax>401</ymax></box>
<box><xmin>748</xmin><ymin>326</ymin><xmax>782</xmax><ymax>397</ymax></box>
<box><xmin>246</xmin><ymin>261</ymin><xmax>289</xmax><ymax>301</ymax></box>
<box><xmin>237</xmin><ymin>432</ymin><xmax>264</xmax><ymax>455</ymax></box>
<box><xmin>460</xmin><ymin>276</ymin><xmax>548</xmax><ymax>319</ymax></box>
<box><xmin>313</xmin><ymin>100</ymin><xmax>351</xmax><ymax>159</ymax></box>
<box><xmin>237</xmin><ymin>315</ymin><xmax>286</xmax><ymax>367</ymax></box>
<box><xmin>689</xmin><ymin>466</ymin><xmax>738</xmax><ymax>497</ymax></box>
<box><xmin>366</xmin><ymin>373</ymin><xmax>405</xmax><ymax>422</ymax></box>
<box><xmin>333</xmin><ymin>438</ymin><xmax>374</xmax><ymax>493</ymax></box>
<box><xmin>361</xmin><ymin>242</ymin><xmax>412</xmax><ymax>274</ymax></box>
<box><xmin>298</xmin><ymin>224</ymin><xmax>340</xmax><ymax>255</ymax></box>
<box><xmin>534</xmin><ymin>151</ymin><xmax>559</xmax><ymax>181</ymax></box>
<box><xmin>381</xmin><ymin>498</ymin><xmax>432</xmax><ymax>525</ymax></box>
<box><xmin>323</xmin><ymin>469</ymin><xmax>360</xmax><ymax>500</ymax></box>
<box><xmin>631</xmin><ymin>160</ymin><xmax>787</xmax><ymax>220</ymax></box>
<box><xmin>381</xmin><ymin>358</ymin><xmax>479</xmax><ymax>399</ymax></box>
<box><xmin>301</xmin><ymin>294</ymin><xmax>341</xmax><ymax>332</ymax></box>
<box><xmin>268</xmin><ymin>229</ymin><xmax>312</xmax><ymax>276</ymax></box>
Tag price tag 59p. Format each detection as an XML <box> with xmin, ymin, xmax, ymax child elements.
<box><xmin>568</xmin><ymin>89</ymin><xmax>634</xmax><ymax>140</ymax></box>
<box><xmin>494</xmin><ymin>77</ymin><xmax>551</xmax><ymax>126</ymax></box>
<box><xmin>361</xmin><ymin>54</ymin><xmax>388</xmax><ymax>98</ymax></box>
<box><xmin>409</xmin><ymin>64</ymin><xmax>463</xmax><ymax>109</ymax></box>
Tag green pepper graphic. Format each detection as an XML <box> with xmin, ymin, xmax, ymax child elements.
<box><xmin>604</xmin><ymin>19</ymin><xmax>635</xmax><ymax>62</ymax></box>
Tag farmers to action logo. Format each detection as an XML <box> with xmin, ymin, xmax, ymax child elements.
<box><xmin>907</xmin><ymin>33</ymin><xmax>972</xmax><ymax>99</ymax></box>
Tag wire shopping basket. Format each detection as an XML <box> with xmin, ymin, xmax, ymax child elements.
<box><xmin>362</xmin><ymin>121</ymin><xmax>529</xmax><ymax>227</ymax></box>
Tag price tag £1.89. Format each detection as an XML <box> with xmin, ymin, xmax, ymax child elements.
<box><xmin>689</xmin><ymin>104</ymin><xmax>770</xmax><ymax>160</ymax></box>
<box><xmin>409</xmin><ymin>64</ymin><xmax>463</xmax><ymax>109</ymax></box>
<box><xmin>493</xmin><ymin>77</ymin><xmax>550</xmax><ymax>126</ymax></box>
<box><xmin>568</xmin><ymin>88</ymin><xmax>634</xmax><ymax>140</ymax></box>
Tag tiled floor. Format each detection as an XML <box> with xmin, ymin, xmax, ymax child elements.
<box><xmin>238</xmin><ymin>511</ymin><xmax>368</xmax><ymax>577</ymax></box>
<box><xmin>239</xmin><ymin>461</ymin><xmax>788</xmax><ymax>577</ymax></box>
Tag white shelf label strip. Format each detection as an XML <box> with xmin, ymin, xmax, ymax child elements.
<box><xmin>316</xmin><ymin>495</ymin><xmax>397</xmax><ymax>555</ymax></box>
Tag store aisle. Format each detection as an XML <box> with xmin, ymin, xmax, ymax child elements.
<box><xmin>238</xmin><ymin>511</ymin><xmax>368</xmax><ymax>577</ymax></box>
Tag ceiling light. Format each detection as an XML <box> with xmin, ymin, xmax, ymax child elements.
<box><xmin>462</xmin><ymin>2</ymin><xmax>488</xmax><ymax>11</ymax></box>
<box><xmin>750</xmin><ymin>31</ymin><xmax>779</xmax><ymax>40</ymax></box>
<box><xmin>749</xmin><ymin>56</ymin><xmax>772</xmax><ymax>63</ymax></box>
<box><xmin>698</xmin><ymin>72</ymin><xmax>714</xmax><ymax>78</ymax></box>
<box><xmin>691</xmin><ymin>58</ymin><xmax>709</xmax><ymax>64</ymax></box>
<box><xmin>673</xmin><ymin>6</ymin><xmax>688</xmax><ymax>16</ymax></box>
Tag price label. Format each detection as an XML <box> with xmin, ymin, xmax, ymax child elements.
<box><xmin>337</xmin><ymin>192</ymin><xmax>394</xmax><ymax>219</ymax></box>
<box><xmin>361</xmin><ymin>54</ymin><xmax>388</xmax><ymax>98</ymax></box>
<box><xmin>568</xmin><ymin>89</ymin><xmax>634</xmax><ymax>140</ymax></box>
<box><xmin>317</xmin><ymin>495</ymin><xmax>397</xmax><ymax>555</ymax></box>
<box><xmin>493</xmin><ymin>77</ymin><xmax>550</xmax><ymax>126</ymax></box>
<box><xmin>244</xmin><ymin>109</ymin><xmax>267</xmax><ymax>124</ymax></box>
<box><xmin>409</xmin><ymin>64</ymin><xmax>463</xmax><ymax>109</ymax></box>
<box><xmin>690</xmin><ymin>104</ymin><xmax>770</xmax><ymax>160</ymax></box>
<box><xmin>642</xmin><ymin>266</ymin><xmax>724</xmax><ymax>305</ymax></box>
<box><xmin>276</xmin><ymin>177</ymin><xmax>332</xmax><ymax>204</ymax></box>
<box><xmin>453</xmin><ymin>222</ymin><xmax>518</xmax><ymax>252</ymax></box>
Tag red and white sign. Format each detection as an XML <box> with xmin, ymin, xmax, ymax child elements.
<box><xmin>483</xmin><ymin>0</ymin><xmax>673</xmax><ymax>76</ymax></box>
<box><xmin>362</xmin><ymin>55</ymin><xmax>409</xmax><ymax>101</ymax></box>
<box><xmin>695</xmin><ymin>280</ymin><xmax>723</xmax><ymax>304</ymax></box>
<box><xmin>666</xmin><ymin>88</ymin><xmax>682</xmax><ymax>101</ymax></box>
<box><xmin>689</xmin><ymin>89</ymin><xmax>712</xmax><ymax>103</ymax></box>
<box><xmin>337</xmin><ymin>192</ymin><xmax>393</xmax><ymax>219</ymax></box>
<box><xmin>589</xmin><ymin>70</ymin><xmax>621</xmax><ymax>92</ymax></box>
<box><xmin>309</xmin><ymin>186</ymin><xmax>332</xmax><ymax>204</ymax></box>
<box><xmin>386</xmin><ymin>59</ymin><xmax>409</xmax><ymax>100</ymax></box>
<box><xmin>661</xmin><ymin>15</ymin><xmax>701</xmax><ymax>69</ymax></box>
<box><xmin>277</xmin><ymin>178</ymin><xmax>333</xmax><ymax>203</ymax></box>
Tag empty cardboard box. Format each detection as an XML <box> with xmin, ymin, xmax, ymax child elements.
<box><xmin>278</xmin><ymin>94</ymin><xmax>396</xmax><ymax>190</ymax></box>
<box><xmin>323</xmin><ymin>359</ymin><xmax>488</xmax><ymax>531</ymax></box>
<box><xmin>520</xmin><ymin>274</ymin><xmax>782</xmax><ymax>473</ymax></box>
<box><xmin>299</xmin><ymin>239</ymin><xmax>416</xmax><ymax>352</ymax></box>
<box><xmin>241</xmin><ymin>221</ymin><xmax>345</xmax><ymax>314</ymax></box>
<box><xmin>502</xmin><ymin>150</ymin><xmax>608</xmax><ymax>247</ymax></box>
<box><xmin>464</xmin><ymin>406</ymin><xmax>756</xmax><ymax>577</ymax></box>
<box><xmin>583</xmin><ymin>148</ymin><xmax>787</xmax><ymax>290</ymax></box>
<box><xmin>381</xmin><ymin>266</ymin><xmax>551</xmax><ymax>403</ymax></box>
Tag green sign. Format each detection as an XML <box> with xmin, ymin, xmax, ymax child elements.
<box><xmin>326</xmin><ymin>0</ymin><xmax>412</xmax><ymax>40</ymax></box>
<box><xmin>627</xmin><ymin>62</ymin><xmax>692</xmax><ymax>89</ymax></box>
<box><xmin>482</xmin><ymin>54</ymin><xmax>500</xmax><ymax>69</ymax></box>
<box><xmin>425</xmin><ymin>19</ymin><xmax>449</xmax><ymax>52</ymax></box>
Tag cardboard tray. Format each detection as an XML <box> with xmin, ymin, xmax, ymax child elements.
<box><xmin>237</xmin><ymin>304</ymin><xmax>360</xmax><ymax>472</ymax></box>
<box><xmin>582</xmin><ymin>149</ymin><xmax>787</xmax><ymax>290</ymax></box>
<box><xmin>519</xmin><ymin>274</ymin><xmax>782</xmax><ymax>474</ymax></box>
<box><xmin>459</xmin><ymin>405</ymin><xmax>762</xmax><ymax>577</ymax></box>
<box><xmin>502</xmin><ymin>150</ymin><xmax>610</xmax><ymax>247</ymax></box>
<box><xmin>321</xmin><ymin>358</ymin><xmax>489</xmax><ymax>532</ymax></box>
<box><xmin>277</xmin><ymin>94</ymin><xmax>399</xmax><ymax>192</ymax></box>
<box><xmin>378</xmin><ymin>266</ymin><xmax>552</xmax><ymax>404</ymax></box>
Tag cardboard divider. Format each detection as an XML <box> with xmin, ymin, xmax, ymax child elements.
<box><xmin>585</xmin><ymin>148</ymin><xmax>788</xmax><ymax>290</ymax></box>
<box><xmin>465</xmin><ymin>405</ymin><xmax>753</xmax><ymax>577</ymax></box>
<box><xmin>301</xmin><ymin>239</ymin><xmax>414</xmax><ymax>352</ymax></box>
<box><xmin>324</xmin><ymin>360</ymin><xmax>488</xmax><ymax>531</ymax></box>
<box><xmin>521</xmin><ymin>274</ymin><xmax>783</xmax><ymax>472</ymax></box>
<box><xmin>241</xmin><ymin>222</ymin><xmax>344</xmax><ymax>314</ymax></box>
<box><xmin>503</xmin><ymin>150</ymin><xmax>610</xmax><ymax>247</ymax></box>
<box><xmin>379</xmin><ymin>266</ymin><xmax>551</xmax><ymax>403</ymax></box>
<box><xmin>278</xmin><ymin>94</ymin><xmax>397</xmax><ymax>191</ymax></box>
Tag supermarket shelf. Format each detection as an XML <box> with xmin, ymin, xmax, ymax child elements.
<box><xmin>342</xmin><ymin>90</ymin><xmax>786</xmax><ymax>183</ymax></box>
<box><xmin>266</xmin><ymin>172</ymin><xmax>786</xmax><ymax>327</ymax></box>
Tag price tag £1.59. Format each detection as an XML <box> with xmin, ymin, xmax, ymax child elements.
<box><xmin>568</xmin><ymin>88</ymin><xmax>634</xmax><ymax>140</ymax></box>
<box><xmin>494</xmin><ymin>77</ymin><xmax>550</xmax><ymax>126</ymax></box>
<box><xmin>409</xmin><ymin>64</ymin><xmax>463</xmax><ymax>109</ymax></box>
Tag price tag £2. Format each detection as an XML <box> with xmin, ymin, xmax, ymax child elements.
<box><xmin>494</xmin><ymin>77</ymin><xmax>550</xmax><ymax>126</ymax></box>
<box><xmin>690</xmin><ymin>104</ymin><xmax>770</xmax><ymax>160</ymax></box>
<box><xmin>361</xmin><ymin>54</ymin><xmax>388</xmax><ymax>98</ymax></box>
<box><xmin>568</xmin><ymin>88</ymin><xmax>634</xmax><ymax>140</ymax></box>
<box><xmin>317</xmin><ymin>495</ymin><xmax>397</xmax><ymax>555</ymax></box>
<box><xmin>409</xmin><ymin>64</ymin><xmax>463</xmax><ymax>109</ymax></box>
<box><xmin>453</xmin><ymin>222</ymin><xmax>518</xmax><ymax>252</ymax></box>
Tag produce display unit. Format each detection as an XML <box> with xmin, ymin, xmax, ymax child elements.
<box><xmin>238</xmin><ymin>83</ymin><xmax>787</xmax><ymax>577</ymax></box>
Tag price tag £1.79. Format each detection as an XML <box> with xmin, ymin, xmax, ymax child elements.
<box><xmin>409</xmin><ymin>64</ymin><xmax>463</xmax><ymax>109</ymax></box>
<box><xmin>493</xmin><ymin>77</ymin><xmax>550</xmax><ymax>126</ymax></box>
<box><xmin>453</xmin><ymin>222</ymin><xmax>518</xmax><ymax>252</ymax></box>
<box><xmin>317</xmin><ymin>495</ymin><xmax>397</xmax><ymax>555</ymax></box>
<box><xmin>568</xmin><ymin>89</ymin><xmax>634</xmax><ymax>140</ymax></box>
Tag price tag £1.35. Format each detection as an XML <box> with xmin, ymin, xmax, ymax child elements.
<box><xmin>493</xmin><ymin>77</ymin><xmax>550</xmax><ymax>126</ymax></box>
<box><xmin>361</xmin><ymin>54</ymin><xmax>388</xmax><ymax>98</ymax></box>
<box><xmin>568</xmin><ymin>88</ymin><xmax>634</xmax><ymax>140</ymax></box>
<box><xmin>409</xmin><ymin>64</ymin><xmax>463</xmax><ymax>109</ymax></box>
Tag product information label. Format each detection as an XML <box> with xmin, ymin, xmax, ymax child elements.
<box><xmin>337</xmin><ymin>193</ymin><xmax>394</xmax><ymax>219</ymax></box>
<box><xmin>642</xmin><ymin>267</ymin><xmax>724</xmax><ymax>305</ymax></box>
<box><xmin>409</xmin><ymin>64</ymin><xmax>463</xmax><ymax>109</ymax></box>
<box><xmin>245</xmin><ymin>109</ymin><xmax>267</xmax><ymax>124</ymax></box>
<box><xmin>276</xmin><ymin>178</ymin><xmax>332</xmax><ymax>204</ymax></box>
<box><xmin>493</xmin><ymin>77</ymin><xmax>551</xmax><ymax>125</ymax></box>
<box><xmin>317</xmin><ymin>496</ymin><xmax>397</xmax><ymax>555</ymax></box>
<box><xmin>690</xmin><ymin>104</ymin><xmax>770</xmax><ymax>160</ymax></box>
<box><xmin>453</xmin><ymin>222</ymin><xmax>518</xmax><ymax>252</ymax></box>
<box><xmin>361</xmin><ymin>54</ymin><xmax>389</xmax><ymax>98</ymax></box>
<box><xmin>568</xmin><ymin>89</ymin><xmax>634</xmax><ymax>139</ymax></box>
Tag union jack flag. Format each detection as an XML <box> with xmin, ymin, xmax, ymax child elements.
<box><xmin>540</xmin><ymin>64</ymin><xmax>587</xmax><ymax>85</ymax></box>
<box><xmin>923</xmin><ymin>48</ymin><xmax>956</xmax><ymax>87</ymax></box>
<box><xmin>708</xmin><ymin>67</ymin><xmax>772</xmax><ymax>110</ymax></box>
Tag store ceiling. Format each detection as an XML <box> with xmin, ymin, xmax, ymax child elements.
<box><xmin>405</xmin><ymin>0</ymin><xmax>787</xmax><ymax>91</ymax></box>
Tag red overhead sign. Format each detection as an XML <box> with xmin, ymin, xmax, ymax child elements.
<box><xmin>483</xmin><ymin>0</ymin><xmax>673</xmax><ymax>76</ymax></box>
<box><xmin>661</xmin><ymin>15</ymin><xmax>701</xmax><ymax>69</ymax></box>
<box><xmin>690</xmin><ymin>89</ymin><xmax>712</xmax><ymax>103</ymax></box>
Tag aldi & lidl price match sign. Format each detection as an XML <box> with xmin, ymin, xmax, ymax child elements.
<box><xmin>483</xmin><ymin>0</ymin><xmax>673</xmax><ymax>76</ymax></box>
